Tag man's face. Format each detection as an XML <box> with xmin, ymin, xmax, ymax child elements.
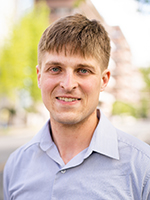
<box><xmin>37</xmin><ymin>51</ymin><xmax>110</xmax><ymax>125</ymax></box>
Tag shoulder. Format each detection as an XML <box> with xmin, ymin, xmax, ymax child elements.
<box><xmin>116</xmin><ymin>129</ymin><xmax>150</xmax><ymax>194</ymax></box>
<box><xmin>4</xmin><ymin>132</ymin><xmax>40</xmax><ymax>174</ymax></box>
<box><xmin>117</xmin><ymin>128</ymin><xmax>150</xmax><ymax>160</ymax></box>
<box><xmin>4</xmin><ymin>120</ymin><xmax>50</xmax><ymax>173</ymax></box>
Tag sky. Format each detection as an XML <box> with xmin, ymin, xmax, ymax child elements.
<box><xmin>91</xmin><ymin>0</ymin><xmax>150</xmax><ymax>67</ymax></box>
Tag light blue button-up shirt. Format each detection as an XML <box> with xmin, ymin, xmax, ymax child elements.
<box><xmin>3</xmin><ymin>110</ymin><xmax>150</xmax><ymax>199</ymax></box>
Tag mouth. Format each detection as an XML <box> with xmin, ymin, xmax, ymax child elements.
<box><xmin>56</xmin><ymin>97</ymin><xmax>81</xmax><ymax>102</ymax></box>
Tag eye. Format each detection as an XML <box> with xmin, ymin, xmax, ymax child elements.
<box><xmin>80</xmin><ymin>69</ymin><xmax>88</xmax><ymax>73</ymax></box>
<box><xmin>49</xmin><ymin>67</ymin><xmax>61</xmax><ymax>74</ymax></box>
<box><xmin>52</xmin><ymin>67</ymin><xmax>60</xmax><ymax>72</ymax></box>
<box><xmin>78</xmin><ymin>68</ymin><xmax>90</xmax><ymax>75</ymax></box>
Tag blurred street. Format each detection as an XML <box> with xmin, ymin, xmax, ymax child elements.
<box><xmin>0</xmin><ymin>118</ymin><xmax>150</xmax><ymax>200</ymax></box>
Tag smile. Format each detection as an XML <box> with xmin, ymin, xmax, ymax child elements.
<box><xmin>56</xmin><ymin>97</ymin><xmax>81</xmax><ymax>102</ymax></box>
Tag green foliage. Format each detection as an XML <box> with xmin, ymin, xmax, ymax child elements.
<box><xmin>0</xmin><ymin>3</ymin><xmax>49</xmax><ymax>103</ymax></box>
<box><xmin>112</xmin><ymin>101</ymin><xmax>138</xmax><ymax>117</ymax></box>
<box><xmin>74</xmin><ymin>0</ymin><xmax>85</xmax><ymax>8</ymax></box>
<box><xmin>135</xmin><ymin>0</ymin><xmax>150</xmax><ymax>13</ymax></box>
<box><xmin>140</xmin><ymin>67</ymin><xmax>150</xmax><ymax>91</ymax></box>
<box><xmin>138</xmin><ymin>98</ymin><xmax>149</xmax><ymax>118</ymax></box>
<box><xmin>112</xmin><ymin>67</ymin><xmax>150</xmax><ymax>118</ymax></box>
<box><xmin>140</xmin><ymin>66</ymin><xmax>150</xmax><ymax>117</ymax></box>
<box><xmin>112</xmin><ymin>99</ymin><xmax>149</xmax><ymax>118</ymax></box>
<box><xmin>135</xmin><ymin>0</ymin><xmax>150</xmax><ymax>3</ymax></box>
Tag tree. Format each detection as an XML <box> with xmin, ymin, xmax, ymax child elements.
<box><xmin>140</xmin><ymin>67</ymin><xmax>150</xmax><ymax>117</ymax></box>
<box><xmin>135</xmin><ymin>0</ymin><xmax>150</xmax><ymax>3</ymax></box>
<box><xmin>135</xmin><ymin>0</ymin><xmax>150</xmax><ymax>13</ymax></box>
<box><xmin>0</xmin><ymin>3</ymin><xmax>49</xmax><ymax>104</ymax></box>
<box><xmin>140</xmin><ymin>67</ymin><xmax>150</xmax><ymax>94</ymax></box>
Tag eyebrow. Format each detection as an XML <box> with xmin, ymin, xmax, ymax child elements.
<box><xmin>77</xmin><ymin>64</ymin><xmax>96</xmax><ymax>71</ymax></box>
<box><xmin>44</xmin><ymin>61</ymin><xmax>96</xmax><ymax>71</ymax></box>
<box><xmin>45</xmin><ymin>61</ymin><xmax>64</xmax><ymax>67</ymax></box>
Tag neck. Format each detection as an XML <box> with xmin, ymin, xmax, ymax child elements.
<box><xmin>50</xmin><ymin>110</ymin><xmax>99</xmax><ymax>164</ymax></box>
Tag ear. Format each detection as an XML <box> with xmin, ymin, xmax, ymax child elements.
<box><xmin>100</xmin><ymin>69</ymin><xmax>110</xmax><ymax>92</ymax></box>
<box><xmin>36</xmin><ymin>65</ymin><xmax>41</xmax><ymax>89</ymax></box>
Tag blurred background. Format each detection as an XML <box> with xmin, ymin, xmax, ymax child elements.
<box><xmin>0</xmin><ymin>0</ymin><xmax>150</xmax><ymax>198</ymax></box>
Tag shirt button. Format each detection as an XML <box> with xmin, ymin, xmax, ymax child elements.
<box><xmin>61</xmin><ymin>170</ymin><xmax>66</xmax><ymax>174</ymax></box>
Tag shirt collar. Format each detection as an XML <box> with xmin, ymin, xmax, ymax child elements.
<box><xmin>40</xmin><ymin>121</ymin><xmax>54</xmax><ymax>151</ymax></box>
<box><xmin>28</xmin><ymin>109</ymin><xmax>119</xmax><ymax>160</ymax></box>
<box><xmin>25</xmin><ymin>120</ymin><xmax>54</xmax><ymax>152</ymax></box>
<box><xmin>85</xmin><ymin>109</ymin><xmax>119</xmax><ymax>160</ymax></box>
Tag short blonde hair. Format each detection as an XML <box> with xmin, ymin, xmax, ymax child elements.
<box><xmin>38</xmin><ymin>13</ymin><xmax>111</xmax><ymax>70</ymax></box>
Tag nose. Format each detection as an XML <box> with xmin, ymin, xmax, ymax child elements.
<box><xmin>60</xmin><ymin>71</ymin><xmax>78</xmax><ymax>91</ymax></box>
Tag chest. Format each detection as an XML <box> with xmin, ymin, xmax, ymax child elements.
<box><xmin>9</xmin><ymin>153</ymin><xmax>138</xmax><ymax>200</ymax></box>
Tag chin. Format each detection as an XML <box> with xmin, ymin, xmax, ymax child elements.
<box><xmin>51</xmin><ymin>112</ymin><xmax>82</xmax><ymax>125</ymax></box>
<box><xmin>56</xmin><ymin>117</ymin><xmax>80</xmax><ymax>125</ymax></box>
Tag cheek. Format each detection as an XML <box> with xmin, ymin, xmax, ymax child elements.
<box><xmin>82</xmin><ymin>79</ymin><xmax>101</xmax><ymax>95</ymax></box>
<box><xmin>40</xmin><ymin>78</ymin><xmax>56</xmax><ymax>94</ymax></box>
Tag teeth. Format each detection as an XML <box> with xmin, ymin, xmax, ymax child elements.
<box><xmin>58</xmin><ymin>97</ymin><xmax>79</xmax><ymax>102</ymax></box>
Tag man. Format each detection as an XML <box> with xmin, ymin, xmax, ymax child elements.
<box><xmin>3</xmin><ymin>13</ymin><xmax>150</xmax><ymax>199</ymax></box>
